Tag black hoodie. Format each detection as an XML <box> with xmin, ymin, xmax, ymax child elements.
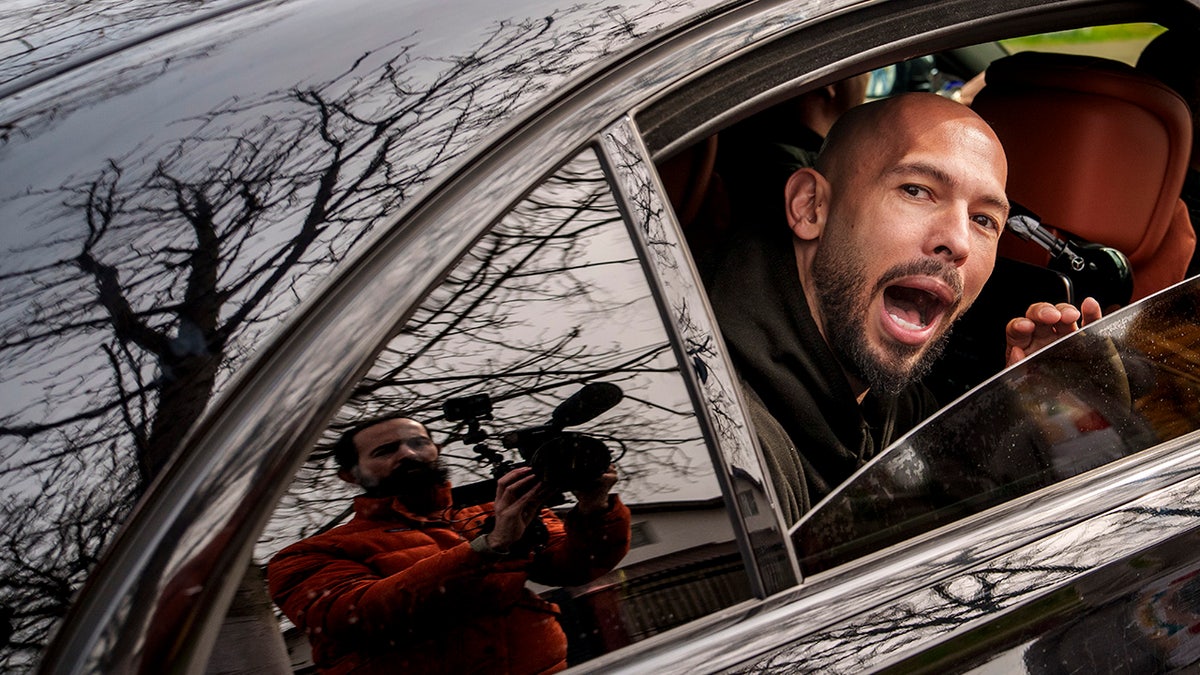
<box><xmin>704</xmin><ymin>224</ymin><xmax>937</xmax><ymax>524</ymax></box>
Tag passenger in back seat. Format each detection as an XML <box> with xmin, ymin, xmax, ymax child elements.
<box><xmin>703</xmin><ymin>93</ymin><xmax>1100</xmax><ymax>523</ymax></box>
<box><xmin>716</xmin><ymin>73</ymin><xmax>871</xmax><ymax>236</ymax></box>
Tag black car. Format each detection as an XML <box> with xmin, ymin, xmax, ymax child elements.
<box><xmin>3</xmin><ymin>0</ymin><xmax>1200</xmax><ymax>672</ymax></box>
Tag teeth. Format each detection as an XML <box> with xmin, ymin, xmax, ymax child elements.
<box><xmin>889</xmin><ymin>310</ymin><xmax>927</xmax><ymax>331</ymax></box>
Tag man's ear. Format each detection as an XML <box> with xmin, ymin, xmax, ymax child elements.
<box><xmin>785</xmin><ymin>168</ymin><xmax>829</xmax><ymax>241</ymax></box>
<box><xmin>338</xmin><ymin>468</ymin><xmax>360</xmax><ymax>486</ymax></box>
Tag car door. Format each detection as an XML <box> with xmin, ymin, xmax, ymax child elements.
<box><xmin>26</xmin><ymin>0</ymin><xmax>1200</xmax><ymax>672</ymax></box>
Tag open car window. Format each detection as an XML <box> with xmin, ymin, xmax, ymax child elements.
<box><xmin>794</xmin><ymin>278</ymin><xmax>1200</xmax><ymax>576</ymax></box>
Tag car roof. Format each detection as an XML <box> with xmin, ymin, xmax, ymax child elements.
<box><xmin>1</xmin><ymin>0</ymin><xmax>267</xmax><ymax>97</ymax></box>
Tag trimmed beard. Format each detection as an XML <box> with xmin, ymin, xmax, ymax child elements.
<box><xmin>359</xmin><ymin>458</ymin><xmax>449</xmax><ymax>513</ymax></box>
<box><xmin>811</xmin><ymin>247</ymin><xmax>961</xmax><ymax>397</ymax></box>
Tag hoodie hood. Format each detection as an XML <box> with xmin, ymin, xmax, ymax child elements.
<box><xmin>704</xmin><ymin>224</ymin><xmax>932</xmax><ymax>498</ymax></box>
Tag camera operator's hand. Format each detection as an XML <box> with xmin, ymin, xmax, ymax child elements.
<box><xmin>572</xmin><ymin>464</ymin><xmax>618</xmax><ymax>516</ymax></box>
<box><xmin>486</xmin><ymin>467</ymin><xmax>551</xmax><ymax>552</ymax></box>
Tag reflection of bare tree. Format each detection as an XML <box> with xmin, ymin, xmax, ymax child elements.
<box><xmin>0</xmin><ymin>1</ymin><xmax>243</xmax><ymax>89</ymax></box>
<box><xmin>602</xmin><ymin>121</ymin><xmax>760</xmax><ymax>471</ymax></box>
<box><xmin>261</xmin><ymin>152</ymin><xmax>714</xmax><ymax>559</ymax></box>
<box><xmin>735</xmin><ymin>498</ymin><xmax>1200</xmax><ymax>673</ymax></box>
<box><xmin>0</xmin><ymin>454</ymin><xmax>136</xmax><ymax>664</ymax></box>
<box><xmin>732</xmin><ymin>558</ymin><xmax>1091</xmax><ymax>674</ymax></box>
<box><xmin>1</xmin><ymin>2</ymin><xmax>291</xmax><ymax>148</ymax></box>
<box><xmin>0</xmin><ymin>2</ymin><xmax>691</xmax><ymax>666</ymax></box>
<box><xmin>355</xmin><ymin>154</ymin><xmax>709</xmax><ymax>493</ymax></box>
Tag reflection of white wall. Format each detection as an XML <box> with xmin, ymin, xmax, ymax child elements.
<box><xmin>528</xmin><ymin>500</ymin><xmax>733</xmax><ymax>596</ymax></box>
<box><xmin>619</xmin><ymin>501</ymin><xmax>733</xmax><ymax>568</ymax></box>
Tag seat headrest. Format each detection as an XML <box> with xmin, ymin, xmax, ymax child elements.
<box><xmin>973</xmin><ymin>52</ymin><xmax>1192</xmax><ymax>261</ymax></box>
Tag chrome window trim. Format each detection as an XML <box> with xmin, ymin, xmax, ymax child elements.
<box><xmin>597</xmin><ymin>115</ymin><xmax>800</xmax><ymax>596</ymax></box>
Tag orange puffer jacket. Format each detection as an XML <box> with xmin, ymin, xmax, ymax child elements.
<box><xmin>268</xmin><ymin>484</ymin><xmax>631</xmax><ymax>674</ymax></box>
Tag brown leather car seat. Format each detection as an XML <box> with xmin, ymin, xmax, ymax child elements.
<box><xmin>656</xmin><ymin>134</ymin><xmax>731</xmax><ymax>261</ymax></box>
<box><xmin>972</xmin><ymin>51</ymin><xmax>1196</xmax><ymax>301</ymax></box>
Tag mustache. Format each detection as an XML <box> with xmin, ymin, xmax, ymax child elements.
<box><xmin>874</xmin><ymin>258</ymin><xmax>964</xmax><ymax>302</ymax></box>
<box><xmin>369</xmin><ymin>458</ymin><xmax>448</xmax><ymax>492</ymax></box>
<box><xmin>394</xmin><ymin>458</ymin><xmax>436</xmax><ymax>475</ymax></box>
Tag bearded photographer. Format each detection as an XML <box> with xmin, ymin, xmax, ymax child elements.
<box><xmin>268</xmin><ymin>415</ymin><xmax>631</xmax><ymax>675</ymax></box>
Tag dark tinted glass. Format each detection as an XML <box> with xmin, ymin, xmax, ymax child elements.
<box><xmin>259</xmin><ymin>150</ymin><xmax>747</xmax><ymax>671</ymax></box>
<box><xmin>796</xmin><ymin>279</ymin><xmax>1200</xmax><ymax>575</ymax></box>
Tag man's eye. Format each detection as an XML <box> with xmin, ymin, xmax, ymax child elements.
<box><xmin>901</xmin><ymin>184</ymin><xmax>930</xmax><ymax>198</ymax></box>
<box><xmin>374</xmin><ymin>441</ymin><xmax>401</xmax><ymax>456</ymax></box>
<box><xmin>972</xmin><ymin>214</ymin><xmax>1000</xmax><ymax>231</ymax></box>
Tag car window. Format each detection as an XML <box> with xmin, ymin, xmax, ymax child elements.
<box><xmin>795</xmin><ymin>278</ymin><xmax>1200</xmax><ymax>576</ymax></box>
<box><xmin>1001</xmin><ymin>22</ymin><xmax>1166</xmax><ymax>65</ymax></box>
<box><xmin>862</xmin><ymin>23</ymin><xmax>1167</xmax><ymax>102</ymax></box>
<box><xmin>256</xmin><ymin>148</ymin><xmax>754</xmax><ymax>670</ymax></box>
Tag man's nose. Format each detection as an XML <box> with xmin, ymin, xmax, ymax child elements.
<box><xmin>393</xmin><ymin>443</ymin><xmax>419</xmax><ymax>463</ymax></box>
<box><xmin>927</xmin><ymin>206</ymin><xmax>972</xmax><ymax>265</ymax></box>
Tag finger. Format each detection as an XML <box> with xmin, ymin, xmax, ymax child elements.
<box><xmin>1005</xmin><ymin>344</ymin><xmax>1028</xmax><ymax>367</ymax></box>
<box><xmin>1080</xmin><ymin>297</ymin><xmax>1103</xmax><ymax>325</ymax></box>
<box><xmin>1005</xmin><ymin>317</ymin><xmax>1036</xmax><ymax>348</ymax></box>
<box><xmin>1052</xmin><ymin>302</ymin><xmax>1081</xmax><ymax>328</ymax></box>
<box><xmin>494</xmin><ymin>468</ymin><xmax>538</xmax><ymax>504</ymax></box>
<box><xmin>1026</xmin><ymin>302</ymin><xmax>1062</xmax><ymax>325</ymax></box>
<box><xmin>504</xmin><ymin>472</ymin><xmax>539</xmax><ymax>497</ymax></box>
<box><xmin>578</xmin><ymin>466</ymin><xmax>619</xmax><ymax>491</ymax></box>
<box><xmin>510</xmin><ymin>480</ymin><xmax>546</xmax><ymax>517</ymax></box>
<box><xmin>496</xmin><ymin>466</ymin><xmax>533</xmax><ymax>487</ymax></box>
<box><xmin>572</xmin><ymin>475</ymin><xmax>616</xmax><ymax>500</ymax></box>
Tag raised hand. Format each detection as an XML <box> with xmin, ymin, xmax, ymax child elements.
<box><xmin>486</xmin><ymin>467</ymin><xmax>550</xmax><ymax>552</ymax></box>
<box><xmin>1005</xmin><ymin>297</ymin><xmax>1103</xmax><ymax>366</ymax></box>
<box><xmin>571</xmin><ymin>464</ymin><xmax>618</xmax><ymax>515</ymax></box>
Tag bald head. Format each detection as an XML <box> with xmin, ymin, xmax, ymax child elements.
<box><xmin>784</xmin><ymin>92</ymin><xmax>1009</xmax><ymax>397</ymax></box>
<box><xmin>816</xmin><ymin>93</ymin><xmax>1007</xmax><ymax>189</ymax></box>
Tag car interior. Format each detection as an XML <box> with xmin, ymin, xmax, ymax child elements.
<box><xmin>655</xmin><ymin>19</ymin><xmax>1197</xmax><ymax>405</ymax></box>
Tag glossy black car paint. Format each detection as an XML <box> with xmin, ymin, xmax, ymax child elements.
<box><xmin>3</xmin><ymin>0</ymin><xmax>1200</xmax><ymax>673</ymax></box>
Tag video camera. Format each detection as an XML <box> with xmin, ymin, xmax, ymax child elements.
<box><xmin>442</xmin><ymin>382</ymin><xmax>623</xmax><ymax>501</ymax></box>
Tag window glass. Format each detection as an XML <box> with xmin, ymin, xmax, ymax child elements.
<box><xmin>1001</xmin><ymin>23</ymin><xmax>1165</xmax><ymax>65</ymax></box>
<box><xmin>795</xmin><ymin>279</ymin><xmax>1200</xmax><ymax>575</ymax></box>
<box><xmin>257</xmin><ymin>149</ymin><xmax>750</xmax><ymax>671</ymax></box>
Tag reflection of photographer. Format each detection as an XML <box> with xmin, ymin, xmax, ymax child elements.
<box><xmin>267</xmin><ymin>410</ymin><xmax>630</xmax><ymax>674</ymax></box>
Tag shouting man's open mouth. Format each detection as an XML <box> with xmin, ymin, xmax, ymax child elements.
<box><xmin>881</xmin><ymin>276</ymin><xmax>957</xmax><ymax>347</ymax></box>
